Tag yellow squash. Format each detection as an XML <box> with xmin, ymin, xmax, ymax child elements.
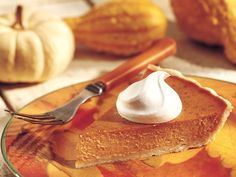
<box><xmin>0</xmin><ymin>6</ymin><xmax>75</xmax><ymax>83</ymax></box>
<box><xmin>171</xmin><ymin>0</ymin><xmax>236</xmax><ymax>64</ymax></box>
<box><xmin>65</xmin><ymin>0</ymin><xmax>167</xmax><ymax>56</ymax></box>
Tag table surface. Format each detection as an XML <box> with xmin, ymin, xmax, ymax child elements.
<box><xmin>0</xmin><ymin>0</ymin><xmax>236</xmax><ymax>176</ymax></box>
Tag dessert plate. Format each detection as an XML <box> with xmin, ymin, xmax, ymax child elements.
<box><xmin>1</xmin><ymin>76</ymin><xmax>236</xmax><ymax>177</ymax></box>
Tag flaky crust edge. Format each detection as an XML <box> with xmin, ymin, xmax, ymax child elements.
<box><xmin>147</xmin><ymin>64</ymin><xmax>233</xmax><ymax>142</ymax></box>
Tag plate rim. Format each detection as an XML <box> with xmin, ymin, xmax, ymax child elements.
<box><xmin>1</xmin><ymin>75</ymin><xmax>235</xmax><ymax>177</ymax></box>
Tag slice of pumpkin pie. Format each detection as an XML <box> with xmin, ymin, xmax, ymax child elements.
<box><xmin>51</xmin><ymin>65</ymin><xmax>232</xmax><ymax>168</ymax></box>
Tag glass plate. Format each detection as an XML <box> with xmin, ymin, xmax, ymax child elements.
<box><xmin>1</xmin><ymin>76</ymin><xmax>236</xmax><ymax>177</ymax></box>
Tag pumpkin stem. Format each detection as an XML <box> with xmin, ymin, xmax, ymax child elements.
<box><xmin>12</xmin><ymin>5</ymin><xmax>24</xmax><ymax>30</ymax></box>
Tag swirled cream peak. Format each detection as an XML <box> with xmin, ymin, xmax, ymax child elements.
<box><xmin>116</xmin><ymin>71</ymin><xmax>182</xmax><ymax>124</ymax></box>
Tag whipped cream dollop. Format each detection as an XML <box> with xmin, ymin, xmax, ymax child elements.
<box><xmin>116</xmin><ymin>71</ymin><xmax>182</xmax><ymax>124</ymax></box>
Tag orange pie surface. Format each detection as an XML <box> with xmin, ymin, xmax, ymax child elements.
<box><xmin>51</xmin><ymin>67</ymin><xmax>232</xmax><ymax>168</ymax></box>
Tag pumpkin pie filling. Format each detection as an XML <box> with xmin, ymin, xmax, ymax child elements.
<box><xmin>51</xmin><ymin>67</ymin><xmax>232</xmax><ymax>168</ymax></box>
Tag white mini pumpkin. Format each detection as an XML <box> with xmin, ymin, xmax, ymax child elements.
<box><xmin>0</xmin><ymin>6</ymin><xmax>75</xmax><ymax>83</ymax></box>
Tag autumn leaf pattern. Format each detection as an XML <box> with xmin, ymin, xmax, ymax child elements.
<box><xmin>4</xmin><ymin>77</ymin><xmax>236</xmax><ymax>177</ymax></box>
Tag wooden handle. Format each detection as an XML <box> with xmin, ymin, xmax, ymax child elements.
<box><xmin>98</xmin><ymin>38</ymin><xmax>176</xmax><ymax>91</ymax></box>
